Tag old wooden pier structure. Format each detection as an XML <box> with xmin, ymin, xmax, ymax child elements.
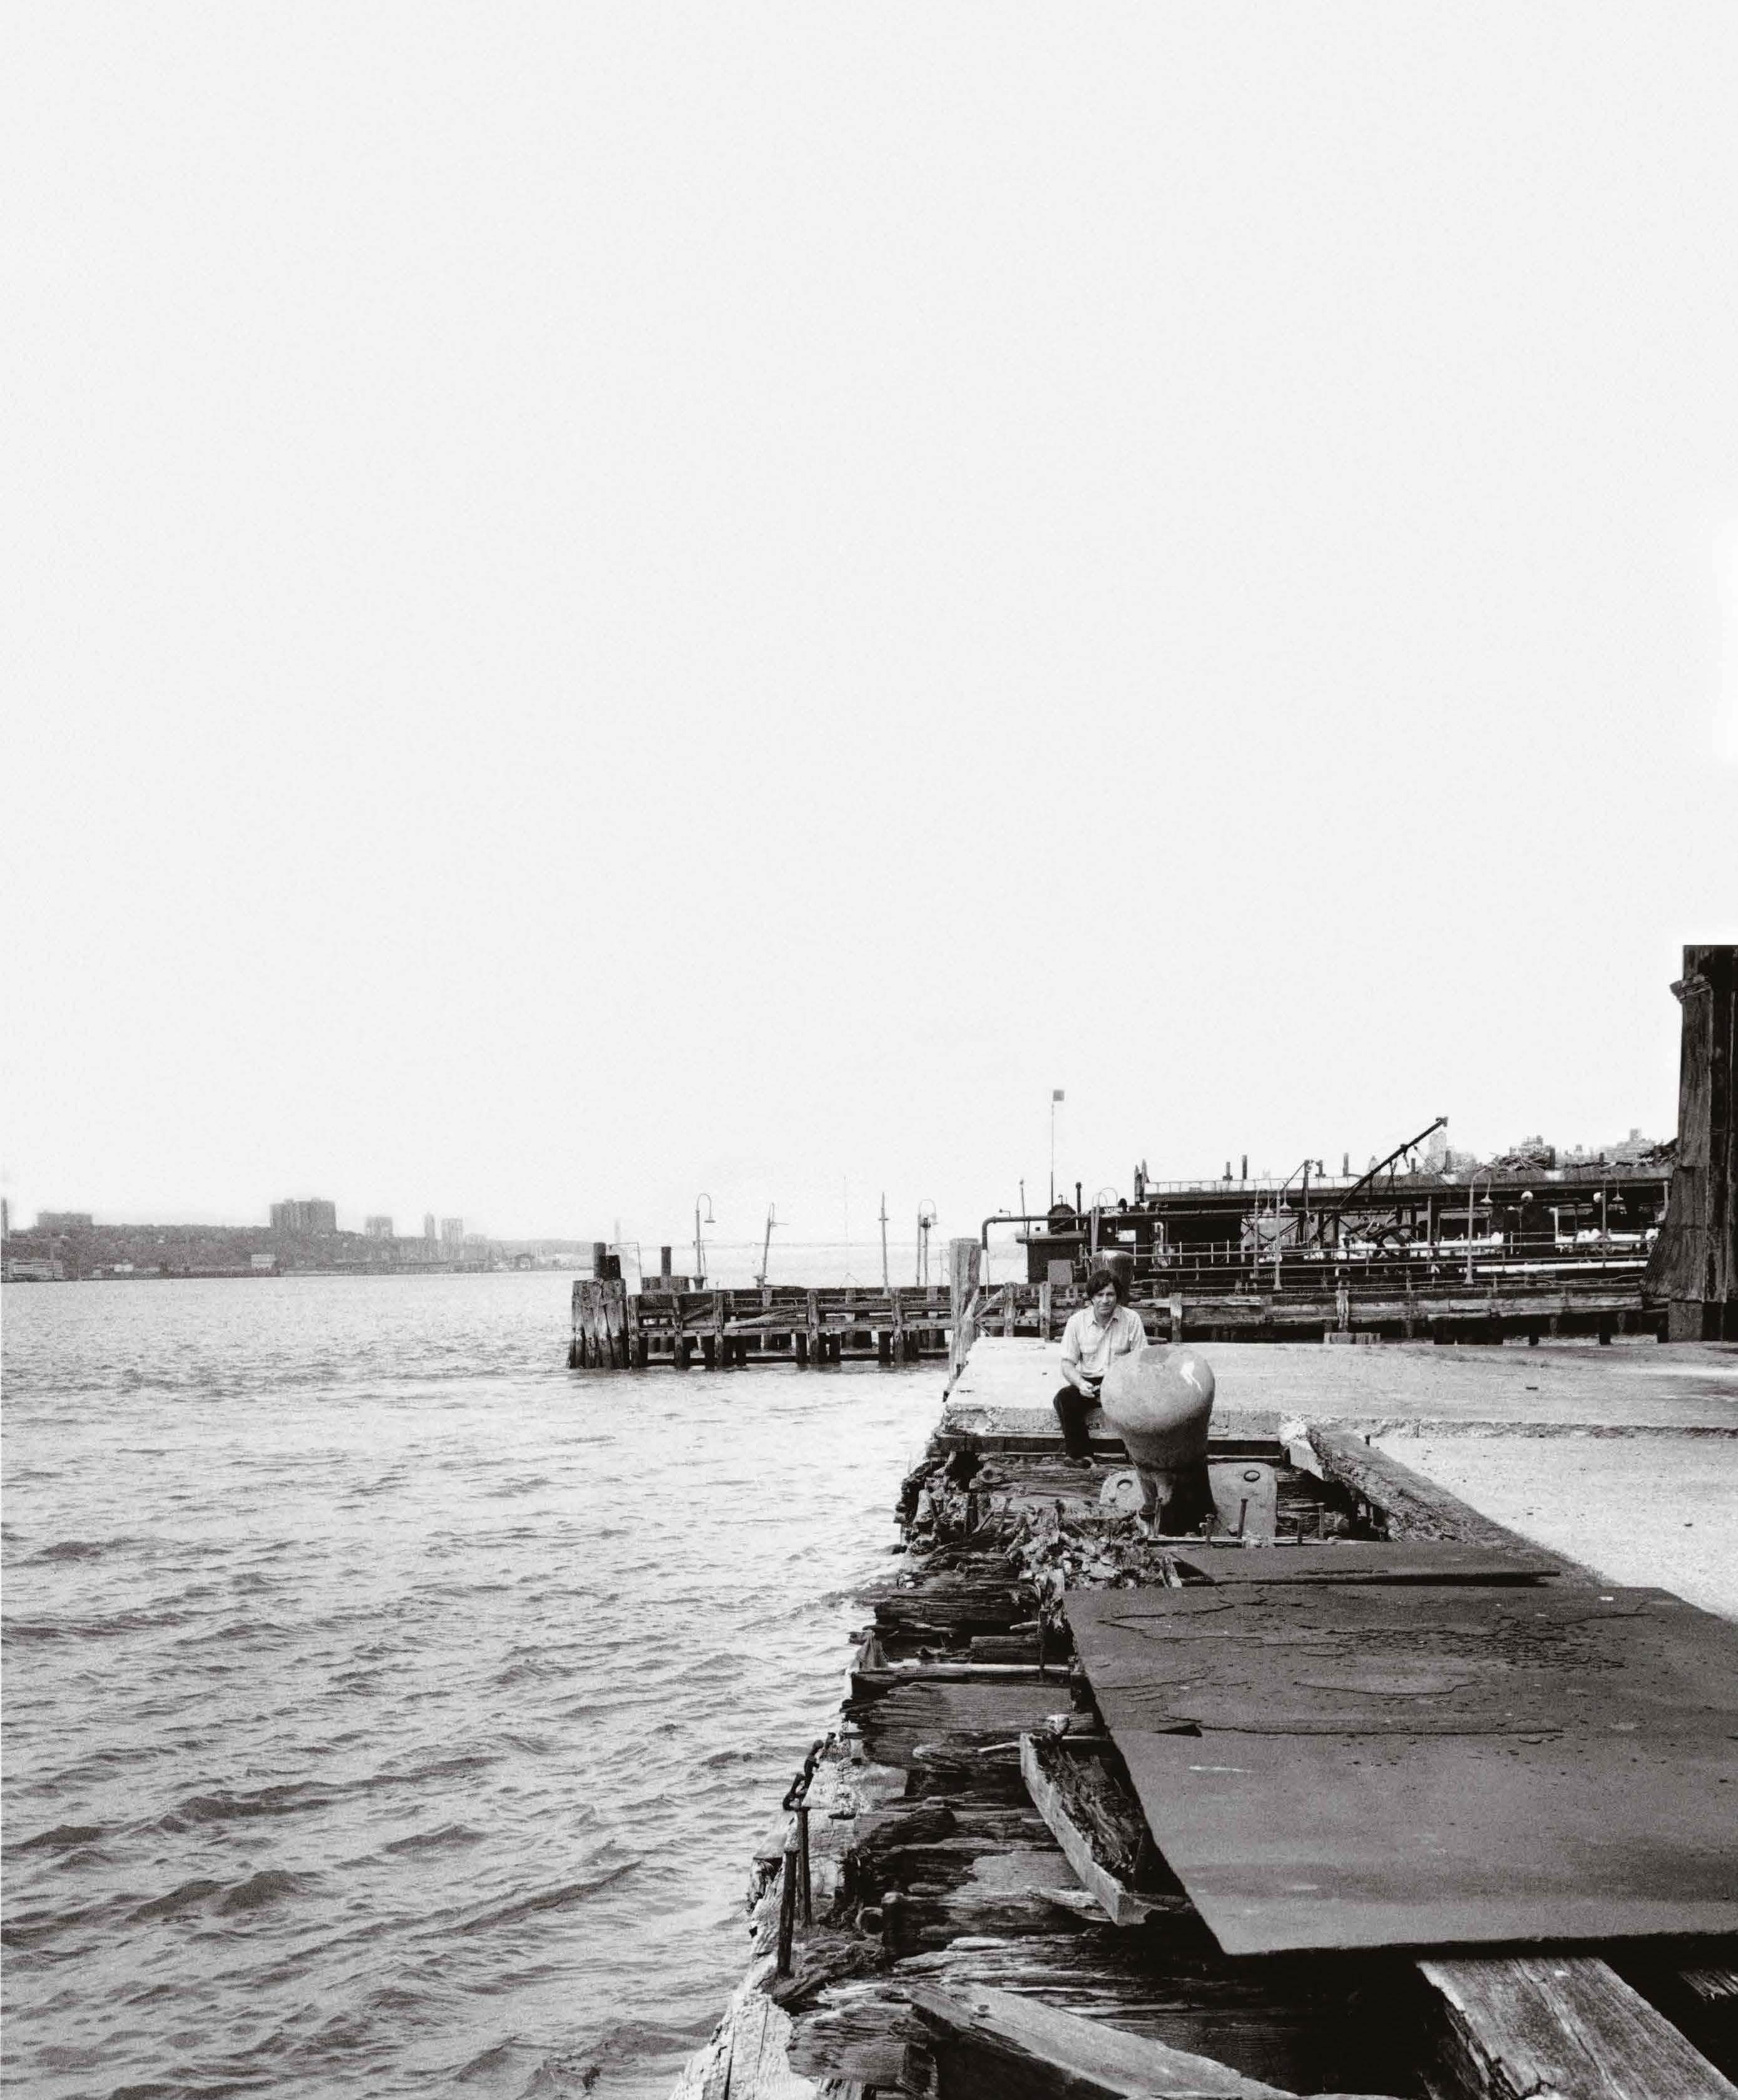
<box><xmin>670</xmin><ymin>1333</ymin><xmax>1738</xmax><ymax>2100</ymax></box>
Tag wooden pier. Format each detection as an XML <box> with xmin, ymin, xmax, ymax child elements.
<box><xmin>672</xmin><ymin>1335</ymin><xmax>1738</xmax><ymax>2100</ymax></box>
<box><xmin>570</xmin><ymin>1279</ymin><xmax>956</xmax><ymax>1370</ymax></box>
<box><xmin>573</xmin><ymin>1249</ymin><xmax>1652</xmax><ymax>1371</ymax></box>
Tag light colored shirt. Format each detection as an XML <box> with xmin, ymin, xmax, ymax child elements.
<box><xmin>1060</xmin><ymin>1303</ymin><xmax>1147</xmax><ymax>1383</ymax></box>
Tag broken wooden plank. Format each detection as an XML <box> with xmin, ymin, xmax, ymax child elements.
<box><xmin>1305</xmin><ymin>1425</ymin><xmax>1540</xmax><ymax>1550</ymax></box>
<box><xmin>904</xmin><ymin>1980</ymin><xmax>1406</xmax><ymax>2100</ymax></box>
<box><xmin>1417</xmin><ymin>1954</ymin><xmax>1738</xmax><ymax>2100</ymax></box>
<box><xmin>1019</xmin><ymin>1733</ymin><xmax>1168</xmax><ymax>1927</ymax></box>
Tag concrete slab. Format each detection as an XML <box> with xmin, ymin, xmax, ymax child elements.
<box><xmin>946</xmin><ymin>1337</ymin><xmax>1738</xmax><ymax>1437</ymax></box>
<box><xmin>1374</xmin><ymin>1432</ymin><xmax>1738</xmax><ymax>1622</ymax></box>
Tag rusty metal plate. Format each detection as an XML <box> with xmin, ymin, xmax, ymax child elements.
<box><xmin>1111</xmin><ymin>1729</ymin><xmax>1738</xmax><ymax>1954</ymax></box>
<box><xmin>1065</xmin><ymin>1585</ymin><xmax>1738</xmax><ymax>1954</ymax></box>
<box><xmin>1169</xmin><ymin>1541</ymin><xmax>1560</xmax><ymax>1585</ymax></box>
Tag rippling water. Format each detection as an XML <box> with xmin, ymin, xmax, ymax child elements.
<box><xmin>1</xmin><ymin>1275</ymin><xmax>941</xmax><ymax>2100</ymax></box>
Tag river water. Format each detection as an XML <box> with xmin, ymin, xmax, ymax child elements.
<box><xmin>1</xmin><ymin>1274</ymin><xmax>943</xmax><ymax>2100</ymax></box>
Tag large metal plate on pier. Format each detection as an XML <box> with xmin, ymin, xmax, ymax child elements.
<box><xmin>1065</xmin><ymin>1581</ymin><xmax>1738</xmax><ymax>1955</ymax></box>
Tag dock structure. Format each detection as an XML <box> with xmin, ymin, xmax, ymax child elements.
<box><xmin>570</xmin><ymin>1278</ymin><xmax>956</xmax><ymax>1370</ymax></box>
<box><xmin>573</xmin><ymin>1230</ymin><xmax>1659</xmax><ymax>1371</ymax></box>
<box><xmin>672</xmin><ymin>1330</ymin><xmax>1738</xmax><ymax>2100</ymax></box>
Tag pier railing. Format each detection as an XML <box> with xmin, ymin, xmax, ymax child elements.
<box><xmin>964</xmin><ymin>1271</ymin><xmax>1653</xmax><ymax>1346</ymax></box>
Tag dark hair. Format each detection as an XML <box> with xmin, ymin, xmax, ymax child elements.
<box><xmin>1085</xmin><ymin>1268</ymin><xmax>1124</xmax><ymax>1303</ymax></box>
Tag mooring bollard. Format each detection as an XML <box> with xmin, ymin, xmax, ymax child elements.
<box><xmin>796</xmin><ymin>1802</ymin><xmax>812</xmax><ymax>1925</ymax></box>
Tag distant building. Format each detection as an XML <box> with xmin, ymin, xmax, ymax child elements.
<box><xmin>423</xmin><ymin>1212</ymin><xmax>438</xmax><ymax>1243</ymax></box>
<box><xmin>439</xmin><ymin>1217</ymin><xmax>464</xmax><ymax>1247</ymax></box>
<box><xmin>364</xmin><ymin>1215</ymin><xmax>394</xmax><ymax>1238</ymax></box>
<box><xmin>270</xmin><ymin>1199</ymin><xmax>337</xmax><ymax>1235</ymax></box>
<box><xmin>37</xmin><ymin>1211</ymin><xmax>94</xmax><ymax>1232</ymax></box>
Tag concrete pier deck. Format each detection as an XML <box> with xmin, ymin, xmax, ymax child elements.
<box><xmin>944</xmin><ymin>1334</ymin><xmax>1738</xmax><ymax>1617</ymax></box>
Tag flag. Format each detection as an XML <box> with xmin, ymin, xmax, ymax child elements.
<box><xmin>1052</xmin><ymin>1089</ymin><xmax>1065</xmax><ymax>1102</ymax></box>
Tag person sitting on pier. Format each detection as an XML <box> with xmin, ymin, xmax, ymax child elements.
<box><xmin>1053</xmin><ymin>1269</ymin><xmax>1147</xmax><ymax>1464</ymax></box>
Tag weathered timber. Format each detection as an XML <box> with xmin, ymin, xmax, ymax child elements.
<box><xmin>1018</xmin><ymin>1733</ymin><xmax>1171</xmax><ymax>1927</ymax></box>
<box><xmin>904</xmin><ymin>1980</ymin><xmax>1307</xmax><ymax>2100</ymax></box>
<box><xmin>590</xmin><ymin>1284</ymin><xmax>953</xmax><ymax>1370</ymax></box>
<box><xmin>851</xmin><ymin>1679</ymin><xmax>1076</xmax><ymax>1771</ymax></box>
<box><xmin>1615</xmin><ymin>1952</ymin><xmax>1738</xmax><ymax>2082</ymax></box>
<box><xmin>1647</xmin><ymin>945</ymin><xmax>1738</xmax><ymax>1341</ymax></box>
<box><xmin>1416</xmin><ymin>1954</ymin><xmax>1738</xmax><ymax>2100</ymax></box>
<box><xmin>949</xmin><ymin>1238</ymin><xmax>984</xmax><ymax>1385</ymax></box>
<box><xmin>570</xmin><ymin>1276</ymin><xmax>628</xmax><ymax>1368</ymax></box>
<box><xmin>1304</xmin><ymin>1423</ymin><xmax>1545</xmax><ymax>1550</ymax></box>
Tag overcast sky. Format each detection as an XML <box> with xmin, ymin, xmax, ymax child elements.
<box><xmin>4</xmin><ymin>4</ymin><xmax>1735</xmax><ymax>1248</ymax></box>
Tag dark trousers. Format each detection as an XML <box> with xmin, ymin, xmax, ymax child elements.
<box><xmin>1052</xmin><ymin>1382</ymin><xmax>1098</xmax><ymax>1458</ymax></box>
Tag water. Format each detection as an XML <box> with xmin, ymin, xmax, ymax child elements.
<box><xmin>1</xmin><ymin>1274</ymin><xmax>941</xmax><ymax>2099</ymax></box>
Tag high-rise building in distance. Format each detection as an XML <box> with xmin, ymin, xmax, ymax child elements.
<box><xmin>439</xmin><ymin>1217</ymin><xmax>464</xmax><ymax>1247</ymax></box>
<box><xmin>270</xmin><ymin>1199</ymin><xmax>337</xmax><ymax>1235</ymax></box>
<box><xmin>423</xmin><ymin>1213</ymin><xmax>437</xmax><ymax>1242</ymax></box>
<box><xmin>364</xmin><ymin>1216</ymin><xmax>394</xmax><ymax>1238</ymax></box>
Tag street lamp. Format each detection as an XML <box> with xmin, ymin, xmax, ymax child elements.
<box><xmin>916</xmin><ymin>1201</ymin><xmax>937</xmax><ymax>1285</ymax></box>
<box><xmin>755</xmin><ymin>1203</ymin><xmax>780</xmax><ymax>1288</ymax></box>
<box><xmin>693</xmin><ymin>1194</ymin><xmax>715</xmax><ymax>1286</ymax></box>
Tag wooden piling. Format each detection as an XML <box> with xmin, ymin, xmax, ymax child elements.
<box><xmin>1647</xmin><ymin>944</ymin><xmax>1737</xmax><ymax>1341</ymax></box>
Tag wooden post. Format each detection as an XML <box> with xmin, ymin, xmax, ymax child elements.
<box><xmin>714</xmin><ymin>1289</ymin><xmax>730</xmax><ymax>1369</ymax></box>
<box><xmin>1647</xmin><ymin>944</ymin><xmax>1737</xmax><ymax>1341</ymax></box>
<box><xmin>1169</xmin><ymin>1290</ymin><xmax>1184</xmax><ymax>1343</ymax></box>
<box><xmin>1038</xmin><ymin>1279</ymin><xmax>1052</xmax><ymax>1340</ymax></box>
<box><xmin>603</xmin><ymin>1277</ymin><xmax>626</xmax><ymax>1366</ymax></box>
<box><xmin>776</xmin><ymin>1837</ymin><xmax>798</xmax><ymax>1977</ymax></box>
<box><xmin>805</xmin><ymin>1289</ymin><xmax>821</xmax><ymax>1370</ymax></box>
<box><xmin>949</xmin><ymin>1238</ymin><xmax>983</xmax><ymax>1381</ymax></box>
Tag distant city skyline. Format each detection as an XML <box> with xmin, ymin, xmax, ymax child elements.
<box><xmin>3</xmin><ymin>1111</ymin><xmax>1676</xmax><ymax>1249</ymax></box>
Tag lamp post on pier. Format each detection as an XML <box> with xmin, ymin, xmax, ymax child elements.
<box><xmin>694</xmin><ymin>1194</ymin><xmax>714</xmax><ymax>1288</ymax></box>
<box><xmin>756</xmin><ymin>1203</ymin><xmax>780</xmax><ymax>1288</ymax></box>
